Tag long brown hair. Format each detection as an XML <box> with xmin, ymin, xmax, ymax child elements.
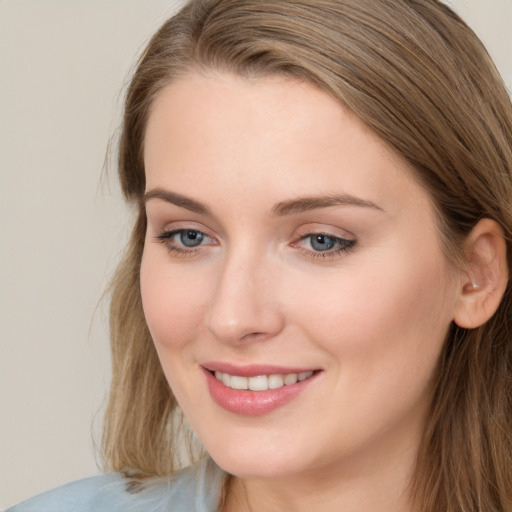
<box><xmin>102</xmin><ymin>1</ymin><xmax>512</xmax><ymax>509</ymax></box>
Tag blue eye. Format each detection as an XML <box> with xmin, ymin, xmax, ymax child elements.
<box><xmin>299</xmin><ymin>233</ymin><xmax>356</xmax><ymax>258</ymax></box>
<box><xmin>180</xmin><ymin>230</ymin><xmax>204</xmax><ymax>247</ymax></box>
<box><xmin>155</xmin><ymin>228</ymin><xmax>214</xmax><ymax>255</ymax></box>
<box><xmin>309</xmin><ymin>234</ymin><xmax>336</xmax><ymax>251</ymax></box>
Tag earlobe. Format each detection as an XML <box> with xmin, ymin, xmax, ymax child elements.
<box><xmin>453</xmin><ymin>219</ymin><xmax>509</xmax><ymax>329</ymax></box>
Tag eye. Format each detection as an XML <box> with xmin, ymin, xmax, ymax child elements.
<box><xmin>154</xmin><ymin>228</ymin><xmax>216</xmax><ymax>255</ymax></box>
<box><xmin>309</xmin><ymin>234</ymin><xmax>337</xmax><ymax>251</ymax></box>
<box><xmin>294</xmin><ymin>232</ymin><xmax>356</xmax><ymax>259</ymax></box>
<box><xmin>178</xmin><ymin>230</ymin><xmax>205</xmax><ymax>247</ymax></box>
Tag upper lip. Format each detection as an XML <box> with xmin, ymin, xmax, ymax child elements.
<box><xmin>202</xmin><ymin>361</ymin><xmax>320</xmax><ymax>377</ymax></box>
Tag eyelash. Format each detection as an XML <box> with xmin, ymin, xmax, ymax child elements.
<box><xmin>293</xmin><ymin>232</ymin><xmax>357</xmax><ymax>259</ymax></box>
<box><xmin>154</xmin><ymin>229</ymin><xmax>216</xmax><ymax>256</ymax></box>
<box><xmin>154</xmin><ymin>229</ymin><xmax>357</xmax><ymax>259</ymax></box>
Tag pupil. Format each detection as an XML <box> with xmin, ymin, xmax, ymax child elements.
<box><xmin>311</xmin><ymin>235</ymin><xmax>335</xmax><ymax>251</ymax></box>
<box><xmin>180</xmin><ymin>230</ymin><xmax>204</xmax><ymax>247</ymax></box>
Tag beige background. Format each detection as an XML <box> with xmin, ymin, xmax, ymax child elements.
<box><xmin>0</xmin><ymin>0</ymin><xmax>510</xmax><ymax>509</ymax></box>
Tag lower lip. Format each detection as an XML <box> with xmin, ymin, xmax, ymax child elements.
<box><xmin>203</xmin><ymin>368</ymin><xmax>320</xmax><ymax>416</ymax></box>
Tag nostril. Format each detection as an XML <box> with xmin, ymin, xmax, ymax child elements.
<box><xmin>240</xmin><ymin>331</ymin><xmax>271</xmax><ymax>343</ymax></box>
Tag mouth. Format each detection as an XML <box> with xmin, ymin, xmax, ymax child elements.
<box><xmin>202</xmin><ymin>365</ymin><xmax>322</xmax><ymax>416</ymax></box>
<box><xmin>210</xmin><ymin>369</ymin><xmax>316</xmax><ymax>391</ymax></box>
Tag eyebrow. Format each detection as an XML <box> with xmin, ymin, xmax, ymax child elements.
<box><xmin>143</xmin><ymin>188</ymin><xmax>210</xmax><ymax>214</ymax></box>
<box><xmin>143</xmin><ymin>187</ymin><xmax>383</xmax><ymax>216</ymax></box>
<box><xmin>272</xmin><ymin>194</ymin><xmax>384</xmax><ymax>216</ymax></box>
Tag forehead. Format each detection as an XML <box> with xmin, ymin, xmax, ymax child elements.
<box><xmin>143</xmin><ymin>72</ymin><xmax>430</xmax><ymax>217</ymax></box>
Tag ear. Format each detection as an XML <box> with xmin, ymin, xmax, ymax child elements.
<box><xmin>454</xmin><ymin>218</ymin><xmax>509</xmax><ymax>329</ymax></box>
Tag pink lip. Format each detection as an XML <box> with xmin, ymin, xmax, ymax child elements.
<box><xmin>201</xmin><ymin>364</ymin><xmax>321</xmax><ymax>416</ymax></box>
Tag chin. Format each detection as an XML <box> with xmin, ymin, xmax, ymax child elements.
<box><xmin>211</xmin><ymin>451</ymin><xmax>301</xmax><ymax>479</ymax></box>
<box><xmin>198</xmin><ymin>426</ymin><xmax>317</xmax><ymax>479</ymax></box>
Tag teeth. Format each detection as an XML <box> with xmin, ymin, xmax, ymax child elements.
<box><xmin>213</xmin><ymin>370</ymin><xmax>314</xmax><ymax>391</ymax></box>
<box><xmin>249</xmin><ymin>375</ymin><xmax>268</xmax><ymax>391</ymax></box>
<box><xmin>298</xmin><ymin>371</ymin><xmax>313</xmax><ymax>381</ymax></box>
<box><xmin>284</xmin><ymin>373</ymin><xmax>298</xmax><ymax>385</ymax></box>
<box><xmin>230</xmin><ymin>375</ymin><xmax>249</xmax><ymax>390</ymax></box>
<box><xmin>268</xmin><ymin>374</ymin><xmax>284</xmax><ymax>389</ymax></box>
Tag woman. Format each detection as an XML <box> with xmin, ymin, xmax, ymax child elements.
<box><xmin>9</xmin><ymin>0</ymin><xmax>511</xmax><ymax>511</ymax></box>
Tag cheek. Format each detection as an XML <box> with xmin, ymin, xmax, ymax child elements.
<box><xmin>282</xmin><ymin>254</ymin><xmax>456</xmax><ymax>449</ymax></box>
<box><xmin>288</xmin><ymin>247</ymin><xmax>456</xmax><ymax>382</ymax></box>
<box><xmin>139</xmin><ymin>248</ymin><xmax>210</xmax><ymax>351</ymax></box>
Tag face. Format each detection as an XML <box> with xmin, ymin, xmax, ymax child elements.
<box><xmin>141</xmin><ymin>72</ymin><xmax>462</xmax><ymax>483</ymax></box>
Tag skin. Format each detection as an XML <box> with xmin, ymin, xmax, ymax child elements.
<box><xmin>140</xmin><ymin>72</ymin><xmax>465</xmax><ymax>512</ymax></box>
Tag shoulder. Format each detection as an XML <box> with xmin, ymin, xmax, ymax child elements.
<box><xmin>5</xmin><ymin>473</ymin><xmax>134</xmax><ymax>512</ymax></box>
<box><xmin>6</xmin><ymin>458</ymin><xmax>226</xmax><ymax>512</ymax></box>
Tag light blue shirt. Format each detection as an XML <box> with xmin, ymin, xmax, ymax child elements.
<box><xmin>6</xmin><ymin>458</ymin><xmax>227</xmax><ymax>512</ymax></box>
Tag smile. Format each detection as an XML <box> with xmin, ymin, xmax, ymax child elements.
<box><xmin>214</xmin><ymin>370</ymin><xmax>314</xmax><ymax>391</ymax></box>
<box><xmin>203</xmin><ymin>366</ymin><xmax>321</xmax><ymax>416</ymax></box>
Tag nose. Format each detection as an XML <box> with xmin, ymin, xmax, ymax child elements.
<box><xmin>205</xmin><ymin>250</ymin><xmax>285</xmax><ymax>345</ymax></box>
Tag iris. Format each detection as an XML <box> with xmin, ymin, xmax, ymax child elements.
<box><xmin>310</xmin><ymin>234</ymin><xmax>336</xmax><ymax>251</ymax></box>
<box><xmin>180</xmin><ymin>230</ymin><xmax>204</xmax><ymax>247</ymax></box>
